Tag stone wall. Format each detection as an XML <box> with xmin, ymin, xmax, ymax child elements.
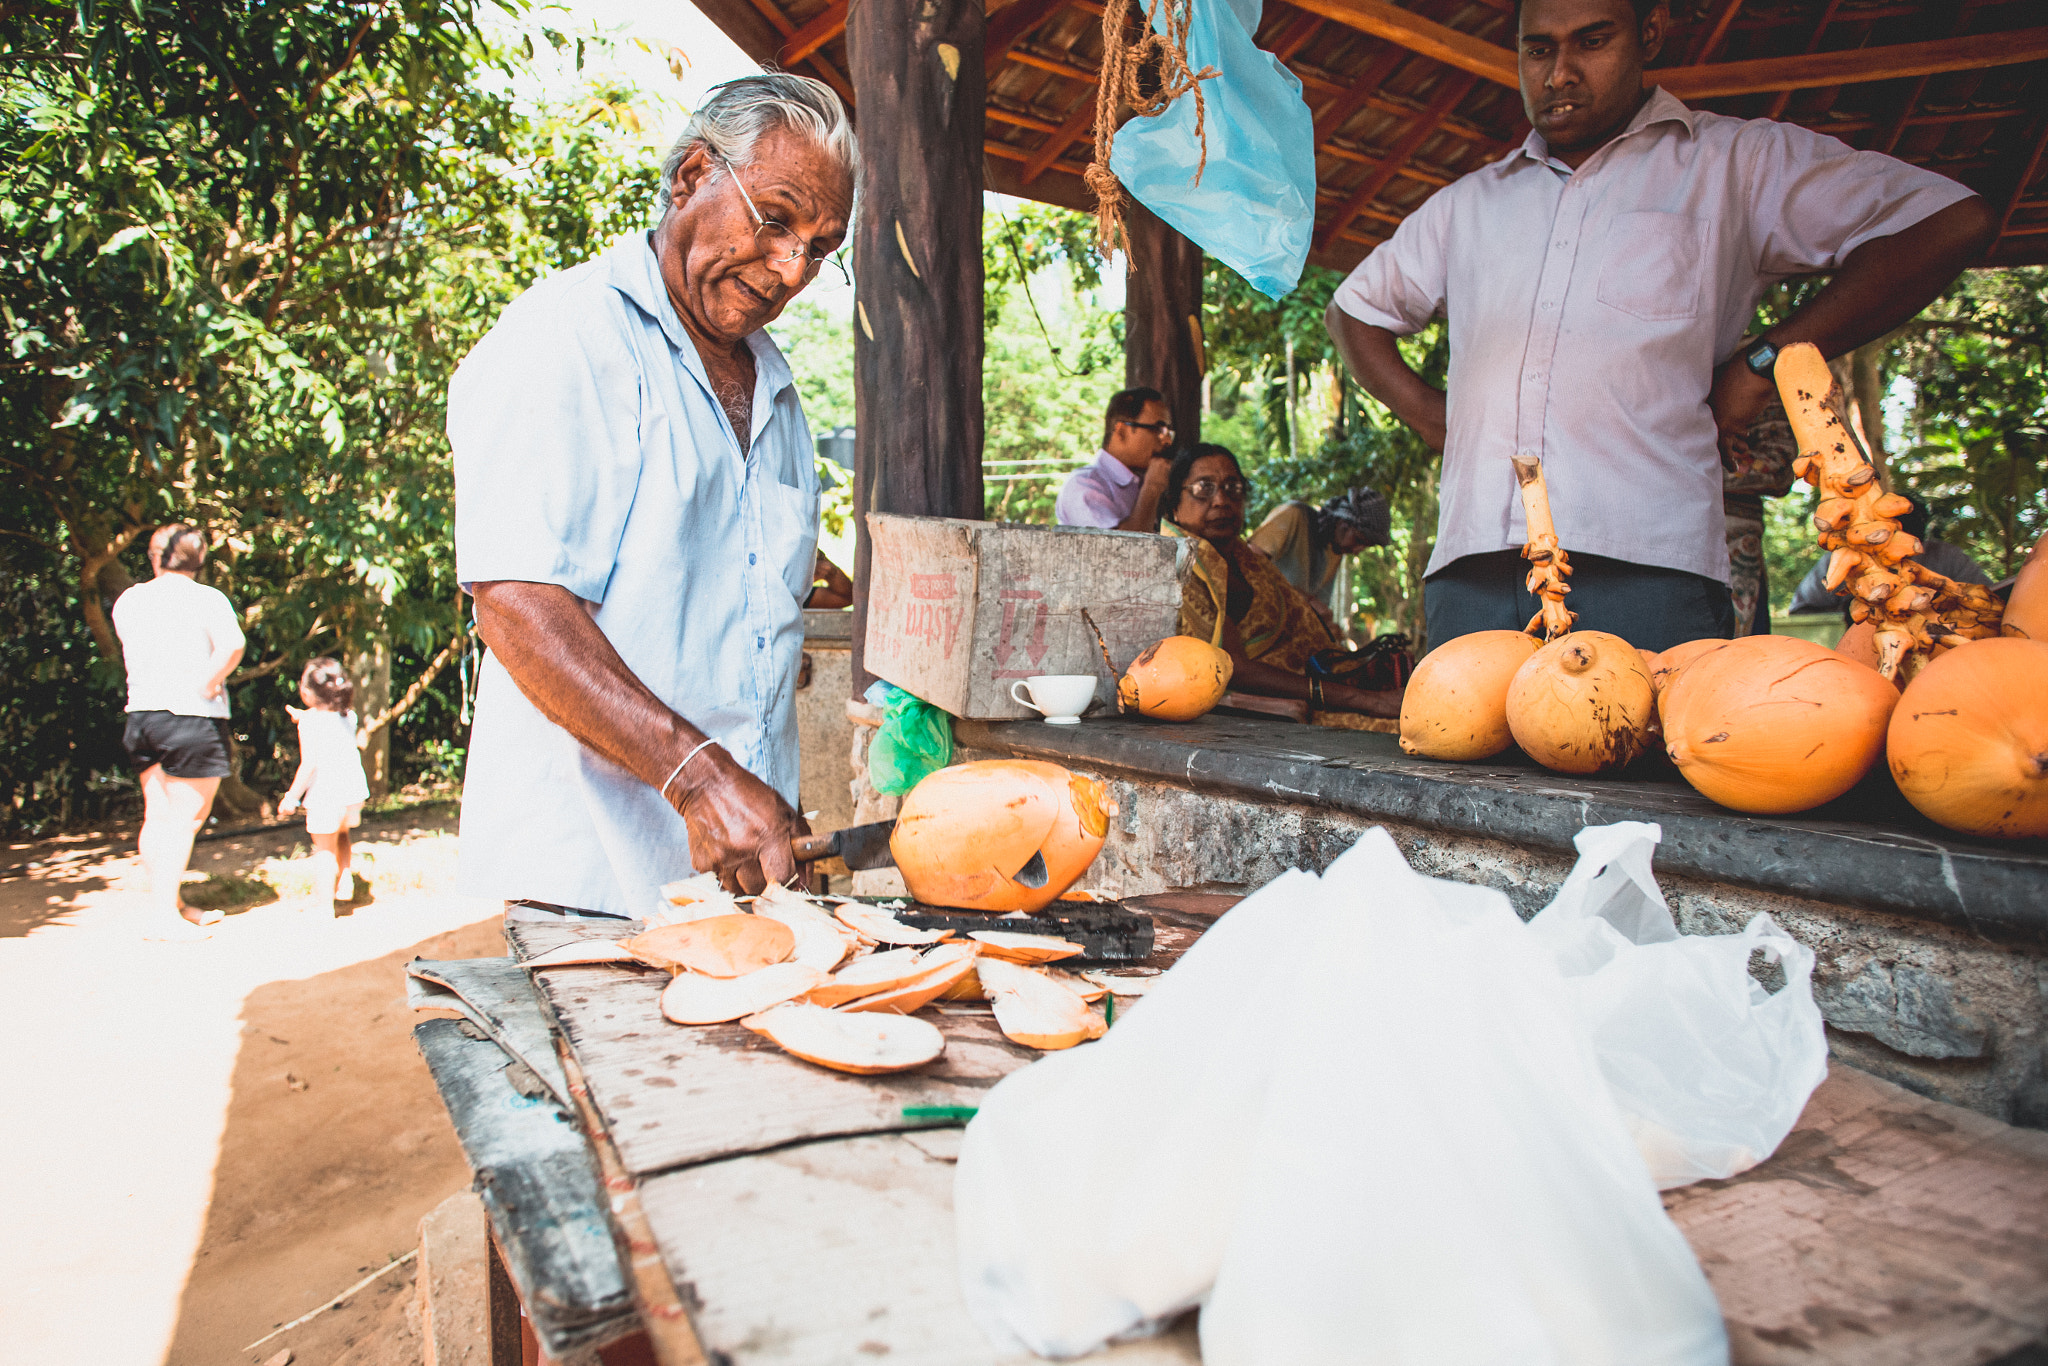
<box><xmin>959</xmin><ymin>746</ymin><xmax>2048</xmax><ymax>1129</ymax></box>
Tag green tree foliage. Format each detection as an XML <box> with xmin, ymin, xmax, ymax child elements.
<box><xmin>1887</xmin><ymin>268</ymin><xmax>2047</xmax><ymax>579</ymax></box>
<box><xmin>0</xmin><ymin>0</ymin><xmax>656</xmax><ymax>830</ymax></box>
<box><xmin>1203</xmin><ymin>259</ymin><xmax>1443</xmax><ymax>640</ymax></box>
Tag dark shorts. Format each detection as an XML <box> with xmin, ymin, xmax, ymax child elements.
<box><xmin>1423</xmin><ymin>550</ymin><xmax>1737</xmax><ymax>657</ymax></box>
<box><xmin>123</xmin><ymin>712</ymin><xmax>233</xmax><ymax>779</ymax></box>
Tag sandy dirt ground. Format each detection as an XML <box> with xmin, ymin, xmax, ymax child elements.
<box><xmin>0</xmin><ymin>803</ymin><xmax>501</xmax><ymax>1366</ymax></box>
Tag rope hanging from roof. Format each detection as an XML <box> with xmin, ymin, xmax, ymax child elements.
<box><xmin>1085</xmin><ymin>0</ymin><xmax>1218</xmax><ymax>257</ymax></box>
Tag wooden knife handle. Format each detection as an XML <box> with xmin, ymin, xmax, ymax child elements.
<box><xmin>790</xmin><ymin>832</ymin><xmax>838</xmax><ymax>862</ymax></box>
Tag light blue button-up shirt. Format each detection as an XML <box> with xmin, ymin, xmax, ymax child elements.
<box><xmin>450</xmin><ymin>232</ymin><xmax>819</xmax><ymax>918</ymax></box>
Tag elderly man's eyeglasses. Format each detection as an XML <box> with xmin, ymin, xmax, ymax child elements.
<box><xmin>1184</xmin><ymin>477</ymin><xmax>1250</xmax><ymax>504</ymax></box>
<box><xmin>1122</xmin><ymin>419</ymin><xmax>1175</xmax><ymax>438</ymax></box>
<box><xmin>720</xmin><ymin>157</ymin><xmax>850</xmax><ymax>289</ymax></box>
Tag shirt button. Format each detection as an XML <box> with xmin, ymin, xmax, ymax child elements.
<box><xmin>756</xmin><ymin>636</ymin><xmax>766</xmax><ymax>650</ymax></box>
<box><xmin>749</xmin><ymin>553</ymin><xmax>757</xmax><ymax>566</ymax></box>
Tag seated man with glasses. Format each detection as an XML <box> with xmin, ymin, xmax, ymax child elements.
<box><xmin>451</xmin><ymin>74</ymin><xmax>854</xmax><ymax>917</ymax></box>
<box><xmin>1054</xmin><ymin>386</ymin><xmax>1177</xmax><ymax>532</ymax></box>
<box><xmin>1164</xmin><ymin>445</ymin><xmax>1404</xmax><ymax>719</ymax></box>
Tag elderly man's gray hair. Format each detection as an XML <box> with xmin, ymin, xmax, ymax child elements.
<box><xmin>657</xmin><ymin>73</ymin><xmax>859</xmax><ymax>211</ymax></box>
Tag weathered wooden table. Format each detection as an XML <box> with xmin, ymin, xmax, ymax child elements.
<box><xmin>416</xmin><ymin>894</ymin><xmax>2048</xmax><ymax>1366</ymax></box>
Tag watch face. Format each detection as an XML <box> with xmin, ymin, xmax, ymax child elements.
<box><xmin>1746</xmin><ymin>341</ymin><xmax>1778</xmax><ymax>375</ymax></box>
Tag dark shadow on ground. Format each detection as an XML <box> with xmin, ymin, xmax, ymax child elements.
<box><xmin>162</xmin><ymin>913</ymin><xmax>507</xmax><ymax>1366</ymax></box>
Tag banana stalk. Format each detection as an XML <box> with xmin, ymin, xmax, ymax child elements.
<box><xmin>1514</xmin><ymin>454</ymin><xmax>1576</xmax><ymax>641</ymax></box>
<box><xmin>1774</xmin><ymin>343</ymin><xmax>2003</xmax><ymax>682</ymax></box>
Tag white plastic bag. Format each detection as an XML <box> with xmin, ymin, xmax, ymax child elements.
<box><xmin>955</xmin><ymin>829</ymin><xmax>1727</xmax><ymax>1364</ymax></box>
<box><xmin>1527</xmin><ymin>822</ymin><xmax>1829</xmax><ymax>1188</ymax></box>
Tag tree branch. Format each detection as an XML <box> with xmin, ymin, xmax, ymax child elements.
<box><xmin>357</xmin><ymin>630</ymin><xmax>464</xmax><ymax>744</ymax></box>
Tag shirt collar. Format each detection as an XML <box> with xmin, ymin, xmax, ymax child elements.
<box><xmin>1508</xmin><ymin>85</ymin><xmax>1696</xmax><ymax>170</ymax></box>
<box><xmin>605</xmin><ymin>231</ymin><xmax>795</xmax><ymax>398</ymax></box>
<box><xmin>1094</xmin><ymin>448</ymin><xmax>1139</xmax><ymax>488</ymax></box>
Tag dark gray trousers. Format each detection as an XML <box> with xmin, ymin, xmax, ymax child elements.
<box><xmin>1422</xmin><ymin>550</ymin><xmax>1736</xmax><ymax>656</ymax></box>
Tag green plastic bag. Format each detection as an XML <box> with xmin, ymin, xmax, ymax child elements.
<box><xmin>865</xmin><ymin>681</ymin><xmax>953</xmax><ymax>796</ymax></box>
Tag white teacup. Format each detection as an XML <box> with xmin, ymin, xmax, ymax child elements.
<box><xmin>1011</xmin><ymin>674</ymin><xmax>1097</xmax><ymax>725</ymax></box>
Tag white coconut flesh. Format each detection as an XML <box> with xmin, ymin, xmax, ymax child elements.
<box><xmin>838</xmin><ymin>944</ymin><xmax>980</xmax><ymax>1015</ymax></box>
<box><xmin>805</xmin><ymin>947</ymin><xmax>931</xmax><ymax>1006</ymax></box>
<box><xmin>742</xmin><ymin>1004</ymin><xmax>945</xmax><ymax>1075</ymax></box>
<box><xmin>661</xmin><ymin>962</ymin><xmax>826</xmax><ymax>1025</ymax></box>
<box><xmin>753</xmin><ymin>887</ymin><xmax>861</xmax><ymax>972</ymax></box>
<box><xmin>968</xmin><ymin>930</ymin><xmax>1085</xmax><ymax>963</ymax></box>
<box><xmin>976</xmin><ymin>957</ymin><xmax>1106</xmax><ymax>1050</ymax></box>
<box><xmin>833</xmin><ymin>904</ymin><xmax>955</xmax><ymax>946</ymax></box>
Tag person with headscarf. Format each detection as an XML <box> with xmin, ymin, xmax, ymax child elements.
<box><xmin>1247</xmin><ymin>486</ymin><xmax>1393</xmax><ymax>628</ymax></box>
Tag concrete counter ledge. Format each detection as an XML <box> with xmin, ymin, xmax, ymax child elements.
<box><xmin>956</xmin><ymin>713</ymin><xmax>2048</xmax><ymax>945</ymax></box>
<box><xmin>954</xmin><ymin>712</ymin><xmax>2048</xmax><ymax>1124</ymax></box>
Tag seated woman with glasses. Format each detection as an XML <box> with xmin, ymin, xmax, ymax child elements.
<box><xmin>1163</xmin><ymin>445</ymin><xmax>1403</xmax><ymax>719</ymax></box>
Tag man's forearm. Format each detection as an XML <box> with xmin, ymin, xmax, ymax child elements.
<box><xmin>1118</xmin><ymin>481</ymin><xmax>1167</xmax><ymax>532</ymax></box>
<box><xmin>471</xmin><ymin>580</ymin><xmax>702</xmax><ymax>791</ymax></box>
<box><xmin>1763</xmin><ymin>198</ymin><xmax>1995</xmax><ymax>359</ymax></box>
<box><xmin>1325</xmin><ymin>304</ymin><xmax>1446</xmax><ymax>450</ymax></box>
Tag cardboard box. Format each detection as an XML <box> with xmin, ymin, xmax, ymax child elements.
<box><xmin>864</xmin><ymin>514</ymin><xmax>1183</xmax><ymax>719</ymax></box>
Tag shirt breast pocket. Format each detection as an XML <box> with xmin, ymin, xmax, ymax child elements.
<box><xmin>1596</xmin><ymin>212</ymin><xmax>1710</xmax><ymax>322</ymax></box>
<box><xmin>761</xmin><ymin>478</ymin><xmax>820</xmax><ymax>607</ymax></box>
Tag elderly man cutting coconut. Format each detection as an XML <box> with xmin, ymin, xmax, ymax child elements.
<box><xmin>450</xmin><ymin>74</ymin><xmax>855</xmax><ymax>915</ymax></box>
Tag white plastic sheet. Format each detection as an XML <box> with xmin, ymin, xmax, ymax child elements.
<box><xmin>955</xmin><ymin>826</ymin><xmax>1743</xmax><ymax>1364</ymax></box>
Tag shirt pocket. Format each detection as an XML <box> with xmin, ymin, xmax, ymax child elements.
<box><xmin>1596</xmin><ymin>212</ymin><xmax>1710</xmax><ymax>322</ymax></box>
<box><xmin>761</xmin><ymin>477</ymin><xmax>820</xmax><ymax>607</ymax></box>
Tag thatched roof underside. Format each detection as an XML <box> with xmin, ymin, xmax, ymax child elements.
<box><xmin>693</xmin><ymin>0</ymin><xmax>2048</xmax><ymax>271</ymax></box>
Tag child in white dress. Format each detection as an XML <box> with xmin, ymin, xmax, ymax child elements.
<box><xmin>278</xmin><ymin>657</ymin><xmax>371</xmax><ymax>909</ymax></box>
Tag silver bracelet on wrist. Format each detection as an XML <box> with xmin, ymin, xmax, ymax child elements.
<box><xmin>660</xmin><ymin>737</ymin><xmax>721</xmax><ymax>801</ymax></box>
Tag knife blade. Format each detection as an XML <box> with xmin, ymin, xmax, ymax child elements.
<box><xmin>790</xmin><ymin>819</ymin><xmax>897</xmax><ymax>871</ymax></box>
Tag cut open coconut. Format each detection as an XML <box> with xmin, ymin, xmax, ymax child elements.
<box><xmin>976</xmin><ymin>957</ymin><xmax>1106</xmax><ymax>1050</ymax></box>
<box><xmin>661</xmin><ymin>962</ymin><xmax>826</xmax><ymax>1025</ymax></box>
<box><xmin>805</xmin><ymin>947</ymin><xmax>932</xmax><ymax>1007</ymax></box>
<box><xmin>968</xmin><ymin>930</ymin><xmax>1085</xmax><ymax>964</ymax></box>
<box><xmin>625</xmin><ymin>915</ymin><xmax>794</xmax><ymax>978</ymax></box>
<box><xmin>840</xmin><ymin>944</ymin><xmax>980</xmax><ymax>1016</ymax></box>
<box><xmin>523</xmin><ymin>939</ymin><xmax>639</xmax><ymax>970</ymax></box>
<box><xmin>743</xmin><ymin>1003</ymin><xmax>947</xmax><ymax>1075</ymax></box>
<box><xmin>833</xmin><ymin>903</ymin><xmax>956</xmax><ymax>946</ymax></box>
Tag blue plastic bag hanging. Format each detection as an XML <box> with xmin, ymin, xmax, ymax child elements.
<box><xmin>864</xmin><ymin>681</ymin><xmax>953</xmax><ymax>796</ymax></box>
<box><xmin>1106</xmin><ymin>0</ymin><xmax>1315</xmax><ymax>298</ymax></box>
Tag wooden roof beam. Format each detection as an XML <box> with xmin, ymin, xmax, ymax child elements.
<box><xmin>779</xmin><ymin>0</ymin><xmax>848</xmax><ymax>65</ymax></box>
<box><xmin>1022</xmin><ymin>97</ymin><xmax>1097</xmax><ymax>182</ymax></box>
<box><xmin>1683</xmin><ymin>0</ymin><xmax>1746</xmax><ymax>67</ymax></box>
<box><xmin>1657</xmin><ymin>26</ymin><xmax>2048</xmax><ymax>100</ymax></box>
<box><xmin>988</xmin><ymin>0</ymin><xmax>1073</xmax><ymax>65</ymax></box>
<box><xmin>1996</xmin><ymin>114</ymin><xmax>2048</xmax><ymax>240</ymax></box>
<box><xmin>1312</xmin><ymin>43</ymin><xmax>1413</xmax><ymax>145</ymax></box>
<box><xmin>1318</xmin><ymin>70</ymin><xmax>1479</xmax><ymax>248</ymax></box>
<box><xmin>1284</xmin><ymin>0</ymin><xmax>1518</xmax><ymax>88</ymax></box>
<box><xmin>1763</xmin><ymin>0</ymin><xmax>1845</xmax><ymax>120</ymax></box>
<box><xmin>1264</xmin><ymin>4</ymin><xmax>2048</xmax><ymax>104</ymax></box>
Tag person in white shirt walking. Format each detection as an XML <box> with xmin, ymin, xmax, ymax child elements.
<box><xmin>1054</xmin><ymin>387</ymin><xmax>1177</xmax><ymax>532</ymax></box>
<box><xmin>111</xmin><ymin>523</ymin><xmax>246</xmax><ymax>939</ymax></box>
<box><xmin>278</xmin><ymin>657</ymin><xmax>373</xmax><ymax>912</ymax></box>
<box><xmin>1326</xmin><ymin>0</ymin><xmax>1994</xmax><ymax>654</ymax></box>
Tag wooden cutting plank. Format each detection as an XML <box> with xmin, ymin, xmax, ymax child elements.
<box><xmin>1665</xmin><ymin>1067</ymin><xmax>2048</xmax><ymax>1363</ymax></box>
<box><xmin>510</xmin><ymin>921</ymin><xmax>1042</xmax><ymax>1178</ymax></box>
<box><xmin>636</xmin><ymin>1130</ymin><xmax>1203</xmax><ymax>1365</ymax></box>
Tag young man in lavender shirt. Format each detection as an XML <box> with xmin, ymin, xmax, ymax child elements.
<box><xmin>1327</xmin><ymin>0</ymin><xmax>1993</xmax><ymax>653</ymax></box>
<box><xmin>1054</xmin><ymin>387</ymin><xmax>1177</xmax><ymax>533</ymax></box>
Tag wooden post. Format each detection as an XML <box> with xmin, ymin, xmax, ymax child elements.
<box><xmin>1122</xmin><ymin>198</ymin><xmax>1204</xmax><ymax>451</ymax></box>
<box><xmin>847</xmin><ymin>0</ymin><xmax>986</xmax><ymax>695</ymax></box>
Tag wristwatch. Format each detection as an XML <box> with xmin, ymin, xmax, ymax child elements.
<box><xmin>1741</xmin><ymin>337</ymin><xmax>1781</xmax><ymax>379</ymax></box>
